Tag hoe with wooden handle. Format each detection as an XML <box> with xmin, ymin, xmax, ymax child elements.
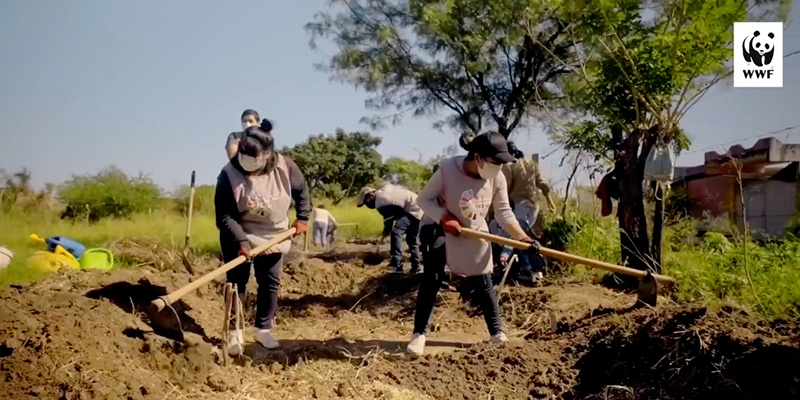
<box><xmin>180</xmin><ymin>171</ymin><xmax>197</xmax><ymax>275</ymax></box>
<box><xmin>460</xmin><ymin>228</ymin><xmax>675</xmax><ymax>306</ymax></box>
<box><xmin>147</xmin><ymin>228</ymin><xmax>296</xmax><ymax>337</ymax></box>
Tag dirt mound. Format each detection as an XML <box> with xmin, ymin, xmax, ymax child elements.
<box><xmin>566</xmin><ymin>307</ymin><xmax>800</xmax><ymax>399</ymax></box>
<box><xmin>279</xmin><ymin>256</ymin><xmax>423</xmax><ymax>321</ymax></box>
<box><xmin>367</xmin><ymin>290</ymin><xmax>800</xmax><ymax>400</ymax></box>
<box><xmin>369</xmin><ymin>341</ymin><xmax>574</xmax><ymax>399</ymax></box>
<box><xmin>107</xmin><ymin>237</ymin><xmax>219</xmax><ymax>274</ymax></box>
<box><xmin>0</xmin><ymin>270</ymin><xmax>215</xmax><ymax>399</ymax></box>
<box><xmin>2</xmin><ymin>242</ymin><xmax>799</xmax><ymax>400</ymax></box>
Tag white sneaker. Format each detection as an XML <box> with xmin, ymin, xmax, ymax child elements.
<box><xmin>255</xmin><ymin>329</ymin><xmax>280</xmax><ymax>349</ymax></box>
<box><xmin>533</xmin><ymin>272</ymin><xmax>544</xmax><ymax>281</ymax></box>
<box><xmin>406</xmin><ymin>333</ymin><xmax>426</xmax><ymax>356</ymax></box>
<box><xmin>227</xmin><ymin>329</ymin><xmax>244</xmax><ymax>356</ymax></box>
<box><xmin>490</xmin><ymin>332</ymin><xmax>508</xmax><ymax>343</ymax></box>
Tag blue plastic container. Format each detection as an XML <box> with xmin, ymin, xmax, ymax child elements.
<box><xmin>30</xmin><ymin>234</ymin><xmax>86</xmax><ymax>260</ymax></box>
<box><xmin>47</xmin><ymin>236</ymin><xmax>85</xmax><ymax>259</ymax></box>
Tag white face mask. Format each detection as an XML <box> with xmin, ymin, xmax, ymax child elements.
<box><xmin>238</xmin><ymin>153</ymin><xmax>267</xmax><ymax>172</ymax></box>
<box><xmin>241</xmin><ymin>121</ymin><xmax>258</xmax><ymax>130</ymax></box>
<box><xmin>477</xmin><ymin>156</ymin><xmax>502</xmax><ymax>180</ymax></box>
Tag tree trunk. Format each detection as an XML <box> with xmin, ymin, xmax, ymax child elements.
<box><xmin>561</xmin><ymin>156</ymin><xmax>582</xmax><ymax>217</ymax></box>
<box><xmin>615</xmin><ymin>130</ymin><xmax>652</xmax><ymax>276</ymax></box>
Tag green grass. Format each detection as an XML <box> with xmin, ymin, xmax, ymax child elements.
<box><xmin>555</xmin><ymin>209</ymin><xmax>800</xmax><ymax>321</ymax></box>
<box><xmin>0</xmin><ymin>198</ymin><xmax>384</xmax><ymax>287</ymax></box>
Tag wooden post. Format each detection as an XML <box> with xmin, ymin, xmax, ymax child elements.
<box><xmin>232</xmin><ymin>284</ymin><xmax>242</xmax><ymax>353</ymax></box>
<box><xmin>305</xmin><ymin>210</ymin><xmax>315</xmax><ymax>251</ymax></box>
<box><xmin>184</xmin><ymin>171</ymin><xmax>196</xmax><ymax>250</ymax></box>
<box><xmin>221</xmin><ymin>283</ymin><xmax>233</xmax><ymax>366</ymax></box>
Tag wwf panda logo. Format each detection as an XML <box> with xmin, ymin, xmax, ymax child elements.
<box><xmin>742</xmin><ymin>30</ymin><xmax>776</xmax><ymax>67</ymax></box>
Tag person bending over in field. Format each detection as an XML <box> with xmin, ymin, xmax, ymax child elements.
<box><xmin>225</xmin><ymin>109</ymin><xmax>275</xmax><ymax>160</ymax></box>
<box><xmin>215</xmin><ymin>127</ymin><xmax>310</xmax><ymax>355</ymax></box>
<box><xmin>312</xmin><ymin>204</ymin><xmax>337</xmax><ymax>249</ymax></box>
<box><xmin>357</xmin><ymin>183</ymin><xmax>424</xmax><ymax>274</ymax></box>
<box><xmin>407</xmin><ymin>131</ymin><xmax>540</xmax><ymax>356</ymax></box>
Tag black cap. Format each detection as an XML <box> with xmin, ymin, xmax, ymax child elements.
<box><xmin>468</xmin><ymin>131</ymin><xmax>516</xmax><ymax>164</ymax></box>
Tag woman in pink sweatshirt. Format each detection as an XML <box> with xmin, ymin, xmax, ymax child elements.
<box><xmin>408</xmin><ymin>131</ymin><xmax>540</xmax><ymax>356</ymax></box>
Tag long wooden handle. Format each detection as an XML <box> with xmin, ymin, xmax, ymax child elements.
<box><xmin>151</xmin><ymin>228</ymin><xmax>296</xmax><ymax>311</ymax></box>
<box><xmin>460</xmin><ymin>228</ymin><xmax>675</xmax><ymax>286</ymax></box>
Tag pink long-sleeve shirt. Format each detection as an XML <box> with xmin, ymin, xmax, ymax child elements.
<box><xmin>417</xmin><ymin>156</ymin><xmax>520</xmax><ymax>276</ymax></box>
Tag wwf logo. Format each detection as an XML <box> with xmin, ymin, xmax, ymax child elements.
<box><xmin>742</xmin><ymin>30</ymin><xmax>776</xmax><ymax>67</ymax></box>
<box><xmin>733</xmin><ymin>22</ymin><xmax>782</xmax><ymax>88</ymax></box>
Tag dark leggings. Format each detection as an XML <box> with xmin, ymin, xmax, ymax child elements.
<box><xmin>223</xmin><ymin>243</ymin><xmax>283</xmax><ymax>330</ymax></box>
<box><xmin>414</xmin><ymin>224</ymin><xmax>502</xmax><ymax>336</ymax></box>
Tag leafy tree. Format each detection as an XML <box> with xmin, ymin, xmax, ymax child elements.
<box><xmin>382</xmin><ymin>157</ymin><xmax>435</xmax><ymax>192</ymax></box>
<box><xmin>282</xmin><ymin>129</ymin><xmax>384</xmax><ymax>203</ymax></box>
<box><xmin>59</xmin><ymin>166</ymin><xmax>162</xmax><ymax>221</ymax></box>
<box><xmin>0</xmin><ymin>167</ymin><xmax>34</xmax><ymax>209</ymax></box>
<box><xmin>306</xmin><ymin>0</ymin><xmax>575</xmax><ymax>137</ymax></box>
<box><xmin>546</xmin><ymin>0</ymin><xmax>790</xmax><ymax>272</ymax></box>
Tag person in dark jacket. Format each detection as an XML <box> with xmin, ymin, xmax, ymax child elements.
<box><xmin>357</xmin><ymin>184</ymin><xmax>423</xmax><ymax>274</ymax></box>
<box><xmin>215</xmin><ymin>127</ymin><xmax>310</xmax><ymax>355</ymax></box>
<box><xmin>225</xmin><ymin>109</ymin><xmax>275</xmax><ymax>160</ymax></box>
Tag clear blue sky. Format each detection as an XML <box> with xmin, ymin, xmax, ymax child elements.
<box><xmin>1</xmin><ymin>1</ymin><xmax>798</xmax><ymax>193</ymax></box>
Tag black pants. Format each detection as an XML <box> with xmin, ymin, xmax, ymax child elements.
<box><xmin>223</xmin><ymin>242</ymin><xmax>283</xmax><ymax>330</ymax></box>
<box><xmin>390</xmin><ymin>215</ymin><xmax>420</xmax><ymax>269</ymax></box>
<box><xmin>414</xmin><ymin>225</ymin><xmax>502</xmax><ymax>336</ymax></box>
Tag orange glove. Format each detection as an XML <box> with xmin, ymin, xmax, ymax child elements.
<box><xmin>292</xmin><ymin>220</ymin><xmax>308</xmax><ymax>237</ymax></box>
<box><xmin>440</xmin><ymin>213</ymin><xmax>462</xmax><ymax>236</ymax></box>
<box><xmin>238</xmin><ymin>244</ymin><xmax>251</xmax><ymax>259</ymax></box>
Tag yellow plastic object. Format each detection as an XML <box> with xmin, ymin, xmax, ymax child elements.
<box><xmin>29</xmin><ymin>233</ymin><xmax>46</xmax><ymax>245</ymax></box>
<box><xmin>27</xmin><ymin>251</ymin><xmax>80</xmax><ymax>272</ymax></box>
<box><xmin>55</xmin><ymin>245</ymin><xmax>79</xmax><ymax>263</ymax></box>
<box><xmin>80</xmin><ymin>248</ymin><xmax>114</xmax><ymax>270</ymax></box>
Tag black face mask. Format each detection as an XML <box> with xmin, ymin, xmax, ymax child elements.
<box><xmin>365</xmin><ymin>196</ymin><xmax>376</xmax><ymax>209</ymax></box>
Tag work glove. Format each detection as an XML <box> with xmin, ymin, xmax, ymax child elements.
<box><xmin>519</xmin><ymin>236</ymin><xmax>541</xmax><ymax>254</ymax></box>
<box><xmin>238</xmin><ymin>243</ymin><xmax>252</xmax><ymax>260</ymax></box>
<box><xmin>440</xmin><ymin>213</ymin><xmax>462</xmax><ymax>236</ymax></box>
<box><xmin>292</xmin><ymin>220</ymin><xmax>308</xmax><ymax>237</ymax></box>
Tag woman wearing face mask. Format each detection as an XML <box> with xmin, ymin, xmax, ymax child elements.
<box><xmin>407</xmin><ymin>131</ymin><xmax>540</xmax><ymax>356</ymax></box>
<box><xmin>215</xmin><ymin>127</ymin><xmax>310</xmax><ymax>355</ymax></box>
<box><xmin>225</xmin><ymin>109</ymin><xmax>275</xmax><ymax>160</ymax></box>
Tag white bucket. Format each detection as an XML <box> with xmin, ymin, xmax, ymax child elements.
<box><xmin>0</xmin><ymin>246</ymin><xmax>12</xmax><ymax>270</ymax></box>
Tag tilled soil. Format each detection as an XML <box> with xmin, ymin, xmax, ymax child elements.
<box><xmin>1</xmin><ymin>242</ymin><xmax>798</xmax><ymax>399</ymax></box>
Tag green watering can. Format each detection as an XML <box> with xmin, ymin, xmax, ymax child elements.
<box><xmin>79</xmin><ymin>248</ymin><xmax>114</xmax><ymax>270</ymax></box>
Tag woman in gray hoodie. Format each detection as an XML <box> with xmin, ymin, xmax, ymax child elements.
<box><xmin>215</xmin><ymin>127</ymin><xmax>310</xmax><ymax>355</ymax></box>
<box><xmin>408</xmin><ymin>131</ymin><xmax>539</xmax><ymax>356</ymax></box>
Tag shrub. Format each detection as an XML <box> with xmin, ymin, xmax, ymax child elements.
<box><xmin>664</xmin><ymin>186</ymin><xmax>690</xmax><ymax>220</ymax></box>
<box><xmin>59</xmin><ymin>167</ymin><xmax>162</xmax><ymax>221</ymax></box>
<box><xmin>174</xmin><ymin>185</ymin><xmax>216</xmax><ymax>215</ymax></box>
<box><xmin>701</xmin><ymin>231</ymin><xmax>733</xmax><ymax>253</ymax></box>
<box><xmin>786</xmin><ymin>213</ymin><xmax>800</xmax><ymax>240</ymax></box>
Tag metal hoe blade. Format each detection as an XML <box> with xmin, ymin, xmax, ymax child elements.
<box><xmin>637</xmin><ymin>271</ymin><xmax>659</xmax><ymax>307</ymax></box>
